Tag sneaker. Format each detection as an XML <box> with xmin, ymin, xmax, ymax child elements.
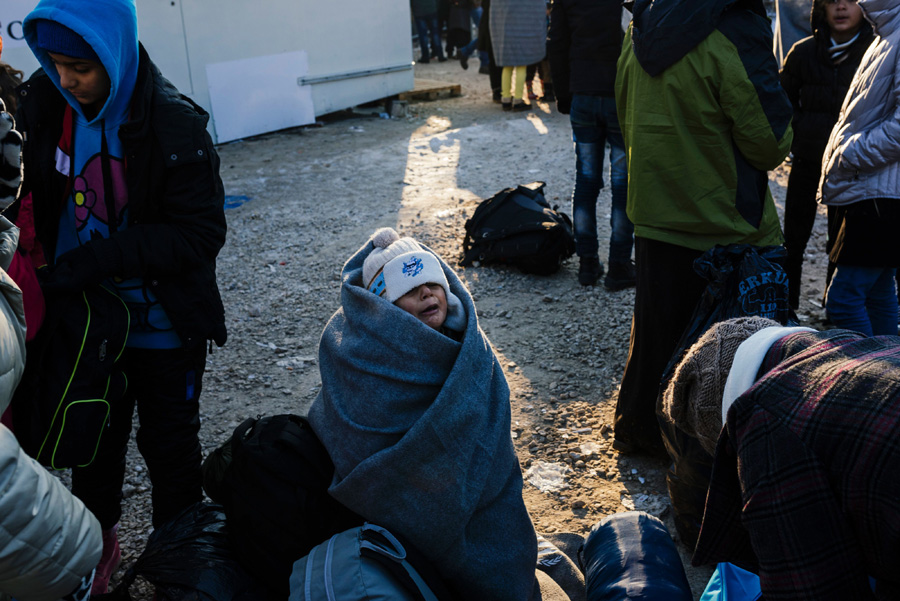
<box><xmin>91</xmin><ymin>524</ymin><xmax>122</xmax><ymax>595</ymax></box>
<box><xmin>512</xmin><ymin>100</ymin><xmax>530</xmax><ymax>112</ymax></box>
<box><xmin>438</xmin><ymin>56</ymin><xmax>448</xmax><ymax>62</ymax></box>
<box><xmin>604</xmin><ymin>260</ymin><xmax>636</xmax><ymax>291</ymax></box>
<box><xmin>578</xmin><ymin>256</ymin><xmax>604</xmax><ymax>286</ymax></box>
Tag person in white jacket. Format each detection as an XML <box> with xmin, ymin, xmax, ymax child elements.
<box><xmin>0</xmin><ymin>95</ymin><xmax>101</xmax><ymax>601</ymax></box>
<box><xmin>818</xmin><ymin>0</ymin><xmax>900</xmax><ymax>336</ymax></box>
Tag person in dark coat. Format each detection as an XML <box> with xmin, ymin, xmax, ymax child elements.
<box><xmin>547</xmin><ymin>0</ymin><xmax>633</xmax><ymax>289</ymax></box>
<box><xmin>14</xmin><ymin>0</ymin><xmax>226</xmax><ymax>593</ymax></box>
<box><xmin>779</xmin><ymin>0</ymin><xmax>873</xmax><ymax>309</ymax></box>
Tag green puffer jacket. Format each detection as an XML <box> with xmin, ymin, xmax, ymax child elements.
<box><xmin>616</xmin><ymin>0</ymin><xmax>793</xmax><ymax>252</ymax></box>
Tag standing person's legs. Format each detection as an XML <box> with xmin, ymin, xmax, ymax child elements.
<box><xmin>602</xmin><ymin>97</ymin><xmax>635</xmax><ymax>290</ymax></box>
<box><xmin>501</xmin><ymin>66</ymin><xmax>513</xmax><ymax>108</ymax></box>
<box><xmin>71</xmin><ymin>359</ymin><xmax>138</xmax><ymax>594</ymax></box>
<box><xmin>570</xmin><ymin>94</ymin><xmax>604</xmax><ymax>270</ymax></box>
<box><xmin>488</xmin><ymin>45</ymin><xmax>502</xmax><ymax>101</ymax></box>
<box><xmin>825</xmin><ymin>264</ymin><xmax>884</xmax><ymax>337</ymax></box>
<box><xmin>614</xmin><ymin>237</ymin><xmax>706</xmax><ymax>456</ymax></box>
<box><xmin>782</xmin><ymin>156</ymin><xmax>822</xmax><ymax>309</ymax></box>
<box><xmin>127</xmin><ymin>345</ymin><xmax>207</xmax><ymax>529</ymax></box>
<box><xmin>525</xmin><ymin>63</ymin><xmax>539</xmax><ymax>99</ymax></box>
<box><xmin>414</xmin><ymin>17</ymin><xmax>432</xmax><ymax>62</ymax></box>
<box><xmin>866</xmin><ymin>267</ymin><xmax>898</xmax><ymax>336</ymax></box>
<box><xmin>511</xmin><ymin>65</ymin><xmax>527</xmax><ymax>102</ymax></box>
<box><xmin>427</xmin><ymin>15</ymin><xmax>446</xmax><ymax>61</ymax></box>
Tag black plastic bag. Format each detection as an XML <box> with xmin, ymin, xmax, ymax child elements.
<box><xmin>102</xmin><ymin>502</ymin><xmax>275</xmax><ymax>601</ymax></box>
<box><xmin>655</xmin><ymin>244</ymin><xmax>795</xmax><ymax>550</ymax></box>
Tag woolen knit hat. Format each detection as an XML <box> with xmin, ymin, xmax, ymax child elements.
<box><xmin>34</xmin><ymin>20</ymin><xmax>100</xmax><ymax>63</ymax></box>
<box><xmin>661</xmin><ymin>316</ymin><xmax>780</xmax><ymax>455</ymax></box>
<box><xmin>362</xmin><ymin>227</ymin><xmax>466</xmax><ymax>330</ymax></box>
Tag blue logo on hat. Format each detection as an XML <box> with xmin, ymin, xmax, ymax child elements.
<box><xmin>402</xmin><ymin>256</ymin><xmax>424</xmax><ymax>278</ymax></box>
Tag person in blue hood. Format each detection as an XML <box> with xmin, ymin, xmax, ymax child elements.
<box><xmin>12</xmin><ymin>0</ymin><xmax>227</xmax><ymax>594</ymax></box>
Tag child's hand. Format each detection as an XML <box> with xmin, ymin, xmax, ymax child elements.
<box><xmin>0</xmin><ymin>98</ymin><xmax>23</xmax><ymax>210</ymax></box>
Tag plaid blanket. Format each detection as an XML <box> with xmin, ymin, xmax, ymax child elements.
<box><xmin>693</xmin><ymin>329</ymin><xmax>900</xmax><ymax>600</ymax></box>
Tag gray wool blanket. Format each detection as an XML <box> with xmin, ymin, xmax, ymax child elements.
<box><xmin>308</xmin><ymin>239</ymin><xmax>539</xmax><ymax>601</ymax></box>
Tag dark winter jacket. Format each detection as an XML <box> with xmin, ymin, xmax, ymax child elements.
<box><xmin>779</xmin><ymin>3</ymin><xmax>874</xmax><ymax>162</ymax></box>
<box><xmin>546</xmin><ymin>0</ymin><xmax>623</xmax><ymax>113</ymax></box>
<box><xmin>14</xmin><ymin>46</ymin><xmax>227</xmax><ymax>349</ymax></box>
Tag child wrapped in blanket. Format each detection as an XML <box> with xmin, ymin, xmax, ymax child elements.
<box><xmin>308</xmin><ymin>228</ymin><xmax>582</xmax><ymax>601</ymax></box>
<box><xmin>361</xmin><ymin>228</ymin><xmax>467</xmax><ymax>335</ymax></box>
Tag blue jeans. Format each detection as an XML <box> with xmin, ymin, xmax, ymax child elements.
<box><xmin>459</xmin><ymin>6</ymin><xmax>486</xmax><ymax>63</ymax></box>
<box><xmin>414</xmin><ymin>14</ymin><xmax>444</xmax><ymax>62</ymax></box>
<box><xmin>570</xmin><ymin>94</ymin><xmax>632</xmax><ymax>263</ymax></box>
<box><xmin>826</xmin><ymin>265</ymin><xmax>898</xmax><ymax>336</ymax></box>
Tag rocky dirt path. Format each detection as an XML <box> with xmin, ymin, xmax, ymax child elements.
<box><xmin>110</xmin><ymin>58</ymin><xmax>829</xmax><ymax>598</ymax></box>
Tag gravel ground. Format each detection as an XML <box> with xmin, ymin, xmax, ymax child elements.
<box><xmin>99</xmin><ymin>56</ymin><xmax>829</xmax><ymax>598</ymax></box>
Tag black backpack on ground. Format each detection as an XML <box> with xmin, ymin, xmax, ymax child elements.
<box><xmin>12</xmin><ymin>285</ymin><xmax>129</xmax><ymax>469</ymax></box>
<box><xmin>460</xmin><ymin>181</ymin><xmax>575</xmax><ymax>275</ymax></box>
<box><xmin>201</xmin><ymin>414</ymin><xmax>364</xmax><ymax>599</ymax></box>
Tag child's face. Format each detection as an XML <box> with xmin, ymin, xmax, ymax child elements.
<box><xmin>395</xmin><ymin>283</ymin><xmax>447</xmax><ymax>331</ymax></box>
<box><xmin>825</xmin><ymin>0</ymin><xmax>864</xmax><ymax>43</ymax></box>
<box><xmin>47</xmin><ymin>52</ymin><xmax>109</xmax><ymax>115</ymax></box>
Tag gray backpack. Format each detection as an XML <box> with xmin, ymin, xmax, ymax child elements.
<box><xmin>289</xmin><ymin>523</ymin><xmax>452</xmax><ymax>601</ymax></box>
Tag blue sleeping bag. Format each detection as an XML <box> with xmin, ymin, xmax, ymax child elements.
<box><xmin>582</xmin><ymin>511</ymin><xmax>692</xmax><ymax>600</ymax></box>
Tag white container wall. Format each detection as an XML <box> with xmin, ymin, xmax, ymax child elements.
<box><xmin>1</xmin><ymin>0</ymin><xmax>414</xmax><ymax>142</ymax></box>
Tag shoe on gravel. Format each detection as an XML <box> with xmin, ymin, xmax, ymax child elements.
<box><xmin>578</xmin><ymin>256</ymin><xmax>604</xmax><ymax>286</ymax></box>
<box><xmin>604</xmin><ymin>260</ymin><xmax>637</xmax><ymax>291</ymax></box>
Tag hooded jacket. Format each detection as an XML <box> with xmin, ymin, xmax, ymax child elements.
<box><xmin>780</xmin><ymin>1</ymin><xmax>874</xmax><ymax>162</ymax></box>
<box><xmin>819</xmin><ymin>0</ymin><xmax>900</xmax><ymax>207</ymax></box>
<box><xmin>0</xmin><ymin>216</ymin><xmax>101</xmax><ymax>601</ymax></box>
<box><xmin>15</xmin><ymin>0</ymin><xmax>226</xmax><ymax>349</ymax></box>
<box><xmin>616</xmin><ymin>0</ymin><xmax>793</xmax><ymax>252</ymax></box>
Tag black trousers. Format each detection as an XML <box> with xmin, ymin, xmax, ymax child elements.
<box><xmin>615</xmin><ymin>237</ymin><xmax>706</xmax><ymax>453</ymax></box>
<box><xmin>783</xmin><ymin>156</ymin><xmax>823</xmax><ymax>309</ymax></box>
<box><xmin>72</xmin><ymin>344</ymin><xmax>207</xmax><ymax>529</ymax></box>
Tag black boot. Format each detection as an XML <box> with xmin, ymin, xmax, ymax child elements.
<box><xmin>604</xmin><ymin>260</ymin><xmax>636</xmax><ymax>291</ymax></box>
<box><xmin>578</xmin><ymin>256</ymin><xmax>604</xmax><ymax>286</ymax></box>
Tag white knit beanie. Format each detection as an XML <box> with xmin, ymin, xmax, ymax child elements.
<box><xmin>362</xmin><ymin>228</ymin><xmax>466</xmax><ymax>331</ymax></box>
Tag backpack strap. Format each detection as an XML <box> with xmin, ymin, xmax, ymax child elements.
<box><xmin>358</xmin><ymin>524</ymin><xmax>455</xmax><ymax>601</ymax></box>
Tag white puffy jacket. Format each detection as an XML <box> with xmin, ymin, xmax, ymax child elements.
<box><xmin>0</xmin><ymin>215</ymin><xmax>101</xmax><ymax>601</ymax></box>
<box><xmin>819</xmin><ymin>0</ymin><xmax>900</xmax><ymax>206</ymax></box>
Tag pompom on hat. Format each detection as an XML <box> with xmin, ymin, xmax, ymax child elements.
<box><xmin>661</xmin><ymin>316</ymin><xmax>780</xmax><ymax>455</ymax></box>
<box><xmin>362</xmin><ymin>227</ymin><xmax>466</xmax><ymax>331</ymax></box>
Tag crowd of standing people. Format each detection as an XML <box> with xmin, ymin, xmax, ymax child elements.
<box><xmin>0</xmin><ymin>0</ymin><xmax>898</xmax><ymax>598</ymax></box>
